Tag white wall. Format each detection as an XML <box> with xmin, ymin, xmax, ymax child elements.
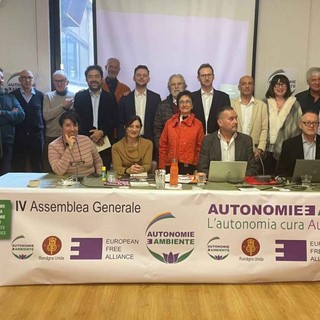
<box><xmin>0</xmin><ymin>0</ymin><xmax>319</xmax><ymax>96</ymax></box>
<box><xmin>255</xmin><ymin>0</ymin><xmax>320</xmax><ymax>98</ymax></box>
<box><xmin>0</xmin><ymin>0</ymin><xmax>50</xmax><ymax>92</ymax></box>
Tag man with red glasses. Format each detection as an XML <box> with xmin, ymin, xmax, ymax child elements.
<box><xmin>277</xmin><ymin>111</ymin><xmax>320</xmax><ymax>177</ymax></box>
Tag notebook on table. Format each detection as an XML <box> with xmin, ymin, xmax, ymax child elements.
<box><xmin>292</xmin><ymin>159</ymin><xmax>320</xmax><ymax>183</ymax></box>
<box><xmin>208</xmin><ymin>161</ymin><xmax>247</xmax><ymax>183</ymax></box>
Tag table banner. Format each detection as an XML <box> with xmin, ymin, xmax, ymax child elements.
<box><xmin>1</xmin><ymin>188</ymin><xmax>320</xmax><ymax>285</ymax></box>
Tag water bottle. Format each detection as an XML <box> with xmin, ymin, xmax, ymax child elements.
<box><xmin>170</xmin><ymin>158</ymin><xmax>178</xmax><ymax>187</ymax></box>
<box><xmin>101</xmin><ymin>166</ymin><xmax>107</xmax><ymax>182</ymax></box>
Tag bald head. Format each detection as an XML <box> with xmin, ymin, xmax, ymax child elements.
<box><xmin>239</xmin><ymin>75</ymin><xmax>253</xmax><ymax>85</ymax></box>
<box><xmin>18</xmin><ymin>69</ymin><xmax>34</xmax><ymax>91</ymax></box>
<box><xmin>238</xmin><ymin>75</ymin><xmax>254</xmax><ymax>98</ymax></box>
<box><xmin>105</xmin><ymin>58</ymin><xmax>120</xmax><ymax>79</ymax></box>
<box><xmin>19</xmin><ymin>69</ymin><xmax>33</xmax><ymax>77</ymax></box>
<box><xmin>107</xmin><ymin>58</ymin><xmax>120</xmax><ymax>65</ymax></box>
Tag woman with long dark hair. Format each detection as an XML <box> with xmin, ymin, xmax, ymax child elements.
<box><xmin>263</xmin><ymin>74</ymin><xmax>302</xmax><ymax>175</ymax></box>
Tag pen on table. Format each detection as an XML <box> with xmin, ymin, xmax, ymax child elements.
<box><xmin>260</xmin><ymin>186</ymin><xmax>274</xmax><ymax>190</ymax></box>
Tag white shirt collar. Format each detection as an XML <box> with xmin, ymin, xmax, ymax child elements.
<box><xmin>89</xmin><ymin>88</ymin><xmax>102</xmax><ymax>96</ymax></box>
<box><xmin>217</xmin><ymin>130</ymin><xmax>238</xmax><ymax>141</ymax></box>
<box><xmin>302</xmin><ymin>134</ymin><xmax>316</xmax><ymax>144</ymax></box>
<box><xmin>20</xmin><ymin>87</ymin><xmax>36</xmax><ymax>95</ymax></box>
<box><xmin>201</xmin><ymin>88</ymin><xmax>213</xmax><ymax>96</ymax></box>
<box><xmin>135</xmin><ymin>89</ymin><xmax>146</xmax><ymax>97</ymax></box>
<box><xmin>239</xmin><ymin>96</ymin><xmax>254</xmax><ymax>105</ymax></box>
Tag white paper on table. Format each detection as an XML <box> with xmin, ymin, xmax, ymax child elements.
<box><xmin>130</xmin><ymin>181</ymin><xmax>150</xmax><ymax>187</ymax></box>
<box><xmin>165</xmin><ymin>174</ymin><xmax>192</xmax><ymax>184</ymax></box>
<box><xmin>130</xmin><ymin>172</ymin><xmax>148</xmax><ymax>179</ymax></box>
<box><xmin>96</xmin><ymin>136</ymin><xmax>111</xmax><ymax>152</ymax></box>
<box><xmin>238</xmin><ymin>187</ymin><xmax>260</xmax><ymax>192</ymax></box>
<box><xmin>165</xmin><ymin>183</ymin><xmax>182</xmax><ymax>190</ymax></box>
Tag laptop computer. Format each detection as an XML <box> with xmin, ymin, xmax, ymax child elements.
<box><xmin>292</xmin><ymin>159</ymin><xmax>320</xmax><ymax>183</ymax></box>
<box><xmin>208</xmin><ymin>161</ymin><xmax>247</xmax><ymax>183</ymax></box>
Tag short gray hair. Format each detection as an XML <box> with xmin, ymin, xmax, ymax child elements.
<box><xmin>306</xmin><ymin>67</ymin><xmax>320</xmax><ymax>81</ymax></box>
<box><xmin>53</xmin><ymin>70</ymin><xmax>68</xmax><ymax>80</ymax></box>
<box><xmin>167</xmin><ymin>74</ymin><xmax>187</xmax><ymax>91</ymax></box>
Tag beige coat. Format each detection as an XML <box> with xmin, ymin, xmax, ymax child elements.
<box><xmin>231</xmin><ymin>97</ymin><xmax>268</xmax><ymax>152</ymax></box>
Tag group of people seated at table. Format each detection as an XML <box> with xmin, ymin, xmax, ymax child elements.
<box><xmin>47</xmin><ymin>98</ymin><xmax>319</xmax><ymax>182</ymax></box>
<box><xmin>1</xmin><ymin>61</ymin><xmax>320</xmax><ymax>181</ymax></box>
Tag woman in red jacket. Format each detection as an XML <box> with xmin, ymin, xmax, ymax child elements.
<box><xmin>159</xmin><ymin>90</ymin><xmax>204</xmax><ymax>174</ymax></box>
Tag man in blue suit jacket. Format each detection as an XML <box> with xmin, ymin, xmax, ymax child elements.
<box><xmin>118</xmin><ymin>65</ymin><xmax>161</xmax><ymax>143</ymax></box>
<box><xmin>192</xmin><ymin>63</ymin><xmax>231</xmax><ymax>134</ymax></box>
<box><xmin>198</xmin><ymin>106</ymin><xmax>258</xmax><ymax>176</ymax></box>
<box><xmin>277</xmin><ymin>111</ymin><xmax>320</xmax><ymax>177</ymax></box>
<box><xmin>73</xmin><ymin>65</ymin><xmax>118</xmax><ymax>168</ymax></box>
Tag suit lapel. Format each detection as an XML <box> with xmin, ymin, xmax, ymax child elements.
<box><xmin>212</xmin><ymin>133</ymin><xmax>222</xmax><ymax>160</ymax></box>
<box><xmin>297</xmin><ymin>136</ymin><xmax>304</xmax><ymax>158</ymax></box>
<box><xmin>316</xmin><ymin>135</ymin><xmax>320</xmax><ymax>158</ymax></box>
<box><xmin>144</xmin><ymin>90</ymin><xmax>150</xmax><ymax>126</ymax></box>
<box><xmin>234</xmin><ymin>134</ymin><xmax>242</xmax><ymax>160</ymax></box>
<box><xmin>128</xmin><ymin>91</ymin><xmax>136</xmax><ymax>115</ymax></box>
<box><xmin>85</xmin><ymin>90</ymin><xmax>94</xmax><ymax>125</ymax></box>
<box><xmin>97</xmin><ymin>91</ymin><xmax>105</xmax><ymax>127</ymax></box>
<box><xmin>233</xmin><ymin>101</ymin><xmax>243</xmax><ymax>132</ymax></box>
<box><xmin>195</xmin><ymin>90</ymin><xmax>206</xmax><ymax>129</ymax></box>
<box><xmin>250</xmin><ymin>101</ymin><xmax>259</xmax><ymax>131</ymax></box>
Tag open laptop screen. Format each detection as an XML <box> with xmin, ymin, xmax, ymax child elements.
<box><xmin>292</xmin><ymin>159</ymin><xmax>320</xmax><ymax>183</ymax></box>
<box><xmin>208</xmin><ymin>161</ymin><xmax>247</xmax><ymax>183</ymax></box>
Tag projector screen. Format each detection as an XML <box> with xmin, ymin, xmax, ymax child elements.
<box><xmin>96</xmin><ymin>0</ymin><xmax>258</xmax><ymax>99</ymax></box>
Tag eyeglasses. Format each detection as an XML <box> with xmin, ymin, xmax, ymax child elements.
<box><xmin>70</xmin><ymin>160</ymin><xmax>85</xmax><ymax>167</ymax></box>
<box><xmin>178</xmin><ymin>99</ymin><xmax>192</xmax><ymax>105</ymax></box>
<box><xmin>67</xmin><ymin>140</ymin><xmax>85</xmax><ymax>167</ymax></box>
<box><xmin>170</xmin><ymin>82</ymin><xmax>184</xmax><ymax>87</ymax></box>
<box><xmin>274</xmin><ymin>83</ymin><xmax>287</xmax><ymax>88</ymax></box>
<box><xmin>301</xmin><ymin>121</ymin><xmax>320</xmax><ymax>127</ymax></box>
<box><xmin>53</xmin><ymin>79</ymin><xmax>67</xmax><ymax>84</ymax></box>
<box><xmin>199</xmin><ymin>74</ymin><xmax>214</xmax><ymax>78</ymax></box>
<box><xmin>20</xmin><ymin>76</ymin><xmax>33</xmax><ymax>81</ymax></box>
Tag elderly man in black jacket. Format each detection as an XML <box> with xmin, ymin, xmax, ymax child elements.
<box><xmin>277</xmin><ymin>111</ymin><xmax>320</xmax><ymax>178</ymax></box>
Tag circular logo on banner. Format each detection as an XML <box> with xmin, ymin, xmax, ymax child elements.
<box><xmin>145</xmin><ymin>212</ymin><xmax>195</xmax><ymax>264</ymax></box>
<box><xmin>11</xmin><ymin>235</ymin><xmax>34</xmax><ymax>260</ymax></box>
<box><xmin>6</xmin><ymin>72</ymin><xmax>21</xmax><ymax>93</ymax></box>
<box><xmin>241</xmin><ymin>237</ymin><xmax>260</xmax><ymax>256</ymax></box>
<box><xmin>42</xmin><ymin>236</ymin><xmax>62</xmax><ymax>255</ymax></box>
<box><xmin>207</xmin><ymin>236</ymin><xmax>229</xmax><ymax>260</ymax></box>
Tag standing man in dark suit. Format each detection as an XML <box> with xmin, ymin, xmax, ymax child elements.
<box><xmin>192</xmin><ymin>63</ymin><xmax>231</xmax><ymax>134</ymax></box>
<box><xmin>277</xmin><ymin>111</ymin><xmax>320</xmax><ymax>178</ymax></box>
<box><xmin>73</xmin><ymin>65</ymin><xmax>118</xmax><ymax>169</ymax></box>
<box><xmin>118</xmin><ymin>65</ymin><xmax>161</xmax><ymax>143</ymax></box>
<box><xmin>296</xmin><ymin>67</ymin><xmax>320</xmax><ymax>114</ymax></box>
<box><xmin>12</xmin><ymin>69</ymin><xmax>44</xmax><ymax>172</ymax></box>
<box><xmin>198</xmin><ymin>106</ymin><xmax>258</xmax><ymax>176</ymax></box>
